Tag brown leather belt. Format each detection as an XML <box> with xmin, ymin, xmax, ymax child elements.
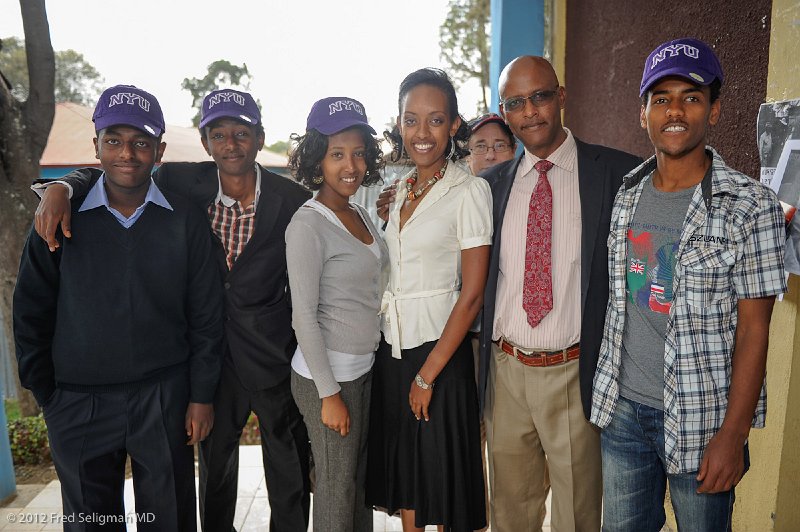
<box><xmin>495</xmin><ymin>338</ymin><xmax>580</xmax><ymax>367</ymax></box>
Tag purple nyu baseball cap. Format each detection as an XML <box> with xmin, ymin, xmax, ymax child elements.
<box><xmin>639</xmin><ymin>38</ymin><xmax>724</xmax><ymax>97</ymax></box>
<box><xmin>306</xmin><ymin>97</ymin><xmax>376</xmax><ymax>136</ymax></box>
<box><xmin>92</xmin><ymin>85</ymin><xmax>165</xmax><ymax>137</ymax></box>
<box><xmin>199</xmin><ymin>89</ymin><xmax>261</xmax><ymax>128</ymax></box>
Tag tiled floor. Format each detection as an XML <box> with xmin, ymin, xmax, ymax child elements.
<box><xmin>0</xmin><ymin>445</ymin><xmax>552</xmax><ymax>531</ymax></box>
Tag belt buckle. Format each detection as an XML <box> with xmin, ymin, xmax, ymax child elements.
<box><xmin>514</xmin><ymin>348</ymin><xmax>527</xmax><ymax>364</ymax></box>
<box><xmin>512</xmin><ymin>343</ymin><xmax>532</xmax><ymax>362</ymax></box>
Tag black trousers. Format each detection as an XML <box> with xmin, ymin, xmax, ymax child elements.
<box><xmin>198</xmin><ymin>360</ymin><xmax>310</xmax><ymax>532</ymax></box>
<box><xmin>44</xmin><ymin>372</ymin><xmax>196</xmax><ymax>532</ymax></box>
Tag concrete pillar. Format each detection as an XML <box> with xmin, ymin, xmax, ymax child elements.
<box><xmin>734</xmin><ymin>1</ymin><xmax>800</xmax><ymax>529</ymax></box>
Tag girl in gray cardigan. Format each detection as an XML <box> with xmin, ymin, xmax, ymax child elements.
<box><xmin>285</xmin><ymin>97</ymin><xmax>388</xmax><ymax>532</ymax></box>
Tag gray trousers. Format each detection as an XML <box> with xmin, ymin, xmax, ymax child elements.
<box><xmin>291</xmin><ymin>369</ymin><xmax>373</xmax><ymax>532</ymax></box>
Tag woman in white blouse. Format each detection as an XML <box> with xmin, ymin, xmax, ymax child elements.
<box><xmin>366</xmin><ymin>68</ymin><xmax>492</xmax><ymax>532</ymax></box>
<box><xmin>286</xmin><ymin>97</ymin><xmax>389</xmax><ymax>532</ymax></box>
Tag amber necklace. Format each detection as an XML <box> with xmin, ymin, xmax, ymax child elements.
<box><xmin>405</xmin><ymin>160</ymin><xmax>448</xmax><ymax>202</ymax></box>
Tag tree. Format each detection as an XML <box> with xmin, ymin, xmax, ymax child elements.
<box><xmin>0</xmin><ymin>36</ymin><xmax>103</xmax><ymax>105</ymax></box>
<box><xmin>54</xmin><ymin>49</ymin><xmax>103</xmax><ymax>105</ymax></box>
<box><xmin>266</xmin><ymin>140</ymin><xmax>290</xmax><ymax>155</ymax></box>
<box><xmin>0</xmin><ymin>37</ymin><xmax>28</xmax><ymax>101</ymax></box>
<box><xmin>0</xmin><ymin>0</ymin><xmax>55</xmax><ymax>417</ymax></box>
<box><xmin>182</xmin><ymin>60</ymin><xmax>255</xmax><ymax>127</ymax></box>
<box><xmin>439</xmin><ymin>0</ymin><xmax>491</xmax><ymax>113</ymax></box>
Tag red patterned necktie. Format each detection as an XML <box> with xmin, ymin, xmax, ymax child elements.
<box><xmin>523</xmin><ymin>159</ymin><xmax>554</xmax><ymax>328</ymax></box>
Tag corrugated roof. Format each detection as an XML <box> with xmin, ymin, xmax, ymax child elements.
<box><xmin>40</xmin><ymin>102</ymin><xmax>288</xmax><ymax>169</ymax></box>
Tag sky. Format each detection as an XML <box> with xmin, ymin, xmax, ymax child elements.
<box><xmin>0</xmin><ymin>0</ymin><xmax>484</xmax><ymax>146</ymax></box>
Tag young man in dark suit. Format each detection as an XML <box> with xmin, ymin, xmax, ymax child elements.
<box><xmin>33</xmin><ymin>90</ymin><xmax>311</xmax><ymax>532</ymax></box>
<box><xmin>477</xmin><ymin>56</ymin><xmax>642</xmax><ymax>531</ymax></box>
<box><xmin>15</xmin><ymin>85</ymin><xmax>223</xmax><ymax>531</ymax></box>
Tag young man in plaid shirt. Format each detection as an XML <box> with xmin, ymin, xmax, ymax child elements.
<box><xmin>591</xmin><ymin>38</ymin><xmax>787</xmax><ymax>531</ymax></box>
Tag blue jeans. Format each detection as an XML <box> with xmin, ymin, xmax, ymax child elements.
<box><xmin>601</xmin><ymin>396</ymin><xmax>746</xmax><ymax>532</ymax></box>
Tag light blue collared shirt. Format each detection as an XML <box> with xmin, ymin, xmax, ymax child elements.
<box><xmin>79</xmin><ymin>174</ymin><xmax>173</xmax><ymax>228</ymax></box>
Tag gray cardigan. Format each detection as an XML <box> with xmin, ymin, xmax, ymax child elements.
<box><xmin>285</xmin><ymin>203</ymin><xmax>389</xmax><ymax>397</ymax></box>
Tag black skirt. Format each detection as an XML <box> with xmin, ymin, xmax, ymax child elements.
<box><xmin>365</xmin><ymin>335</ymin><xmax>486</xmax><ymax>531</ymax></box>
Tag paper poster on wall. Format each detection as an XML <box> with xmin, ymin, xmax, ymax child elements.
<box><xmin>758</xmin><ymin>99</ymin><xmax>800</xmax><ymax>275</ymax></box>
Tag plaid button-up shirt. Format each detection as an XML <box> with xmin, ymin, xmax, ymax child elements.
<box><xmin>207</xmin><ymin>165</ymin><xmax>262</xmax><ymax>270</ymax></box>
<box><xmin>591</xmin><ymin>147</ymin><xmax>787</xmax><ymax>474</ymax></box>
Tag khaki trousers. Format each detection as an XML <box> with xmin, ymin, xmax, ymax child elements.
<box><xmin>485</xmin><ymin>343</ymin><xmax>602</xmax><ymax>531</ymax></box>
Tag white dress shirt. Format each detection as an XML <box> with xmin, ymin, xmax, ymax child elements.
<box><xmin>493</xmin><ymin>129</ymin><xmax>582</xmax><ymax>351</ymax></box>
<box><xmin>381</xmin><ymin>161</ymin><xmax>493</xmax><ymax>358</ymax></box>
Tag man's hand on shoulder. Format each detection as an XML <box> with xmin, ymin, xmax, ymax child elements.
<box><xmin>35</xmin><ymin>184</ymin><xmax>72</xmax><ymax>252</ymax></box>
<box><xmin>185</xmin><ymin>402</ymin><xmax>214</xmax><ymax>445</ymax></box>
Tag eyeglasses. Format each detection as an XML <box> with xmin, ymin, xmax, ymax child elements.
<box><xmin>469</xmin><ymin>141</ymin><xmax>512</xmax><ymax>155</ymax></box>
<box><xmin>500</xmin><ymin>88</ymin><xmax>560</xmax><ymax>113</ymax></box>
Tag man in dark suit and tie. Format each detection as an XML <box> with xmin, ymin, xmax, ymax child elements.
<box><xmin>478</xmin><ymin>56</ymin><xmax>641</xmax><ymax>531</ymax></box>
<box><xmin>32</xmin><ymin>90</ymin><xmax>312</xmax><ymax>532</ymax></box>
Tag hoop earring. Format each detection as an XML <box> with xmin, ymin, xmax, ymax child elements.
<box><xmin>312</xmin><ymin>175</ymin><xmax>323</xmax><ymax>185</ymax></box>
<box><xmin>446</xmin><ymin>136</ymin><xmax>456</xmax><ymax>161</ymax></box>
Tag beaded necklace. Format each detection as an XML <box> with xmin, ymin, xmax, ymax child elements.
<box><xmin>405</xmin><ymin>160</ymin><xmax>448</xmax><ymax>202</ymax></box>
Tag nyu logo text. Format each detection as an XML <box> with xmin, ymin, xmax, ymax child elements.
<box><xmin>108</xmin><ymin>92</ymin><xmax>150</xmax><ymax>111</ymax></box>
<box><xmin>207</xmin><ymin>92</ymin><xmax>246</xmax><ymax>108</ymax></box>
<box><xmin>650</xmin><ymin>43</ymin><xmax>699</xmax><ymax>70</ymax></box>
<box><xmin>328</xmin><ymin>99</ymin><xmax>364</xmax><ymax>116</ymax></box>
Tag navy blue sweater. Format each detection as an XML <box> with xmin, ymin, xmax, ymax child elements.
<box><xmin>13</xmin><ymin>191</ymin><xmax>224</xmax><ymax>405</ymax></box>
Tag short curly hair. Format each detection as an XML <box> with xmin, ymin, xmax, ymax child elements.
<box><xmin>385</xmin><ymin>68</ymin><xmax>471</xmax><ymax>163</ymax></box>
<box><xmin>288</xmin><ymin>126</ymin><xmax>384</xmax><ymax>191</ymax></box>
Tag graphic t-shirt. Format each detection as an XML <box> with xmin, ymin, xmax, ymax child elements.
<box><xmin>619</xmin><ymin>177</ymin><xmax>694</xmax><ymax>410</ymax></box>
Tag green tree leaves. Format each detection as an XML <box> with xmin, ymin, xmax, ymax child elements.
<box><xmin>1</xmin><ymin>36</ymin><xmax>103</xmax><ymax>105</ymax></box>
<box><xmin>181</xmin><ymin>60</ymin><xmax>255</xmax><ymax>127</ymax></box>
<box><xmin>439</xmin><ymin>0</ymin><xmax>491</xmax><ymax>113</ymax></box>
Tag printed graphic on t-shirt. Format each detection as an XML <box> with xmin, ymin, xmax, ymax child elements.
<box><xmin>626</xmin><ymin>225</ymin><xmax>681</xmax><ymax>314</ymax></box>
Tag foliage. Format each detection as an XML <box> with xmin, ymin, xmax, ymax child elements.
<box><xmin>54</xmin><ymin>49</ymin><xmax>104</xmax><ymax>105</ymax></box>
<box><xmin>0</xmin><ymin>36</ymin><xmax>103</xmax><ymax>105</ymax></box>
<box><xmin>8</xmin><ymin>414</ymin><xmax>50</xmax><ymax>465</ymax></box>
<box><xmin>266</xmin><ymin>140</ymin><xmax>290</xmax><ymax>155</ymax></box>
<box><xmin>439</xmin><ymin>0</ymin><xmax>491</xmax><ymax>113</ymax></box>
<box><xmin>182</xmin><ymin>60</ymin><xmax>255</xmax><ymax>127</ymax></box>
<box><xmin>240</xmin><ymin>412</ymin><xmax>260</xmax><ymax>445</ymax></box>
<box><xmin>0</xmin><ymin>37</ymin><xmax>28</xmax><ymax>101</ymax></box>
<box><xmin>4</xmin><ymin>399</ymin><xmax>20</xmax><ymax>422</ymax></box>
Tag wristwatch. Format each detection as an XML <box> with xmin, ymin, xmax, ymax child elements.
<box><xmin>414</xmin><ymin>373</ymin><xmax>434</xmax><ymax>390</ymax></box>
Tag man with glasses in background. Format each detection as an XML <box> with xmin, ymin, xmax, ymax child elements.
<box><xmin>477</xmin><ymin>56</ymin><xmax>641</xmax><ymax>531</ymax></box>
<box><xmin>466</xmin><ymin>113</ymin><xmax>517</xmax><ymax>176</ymax></box>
